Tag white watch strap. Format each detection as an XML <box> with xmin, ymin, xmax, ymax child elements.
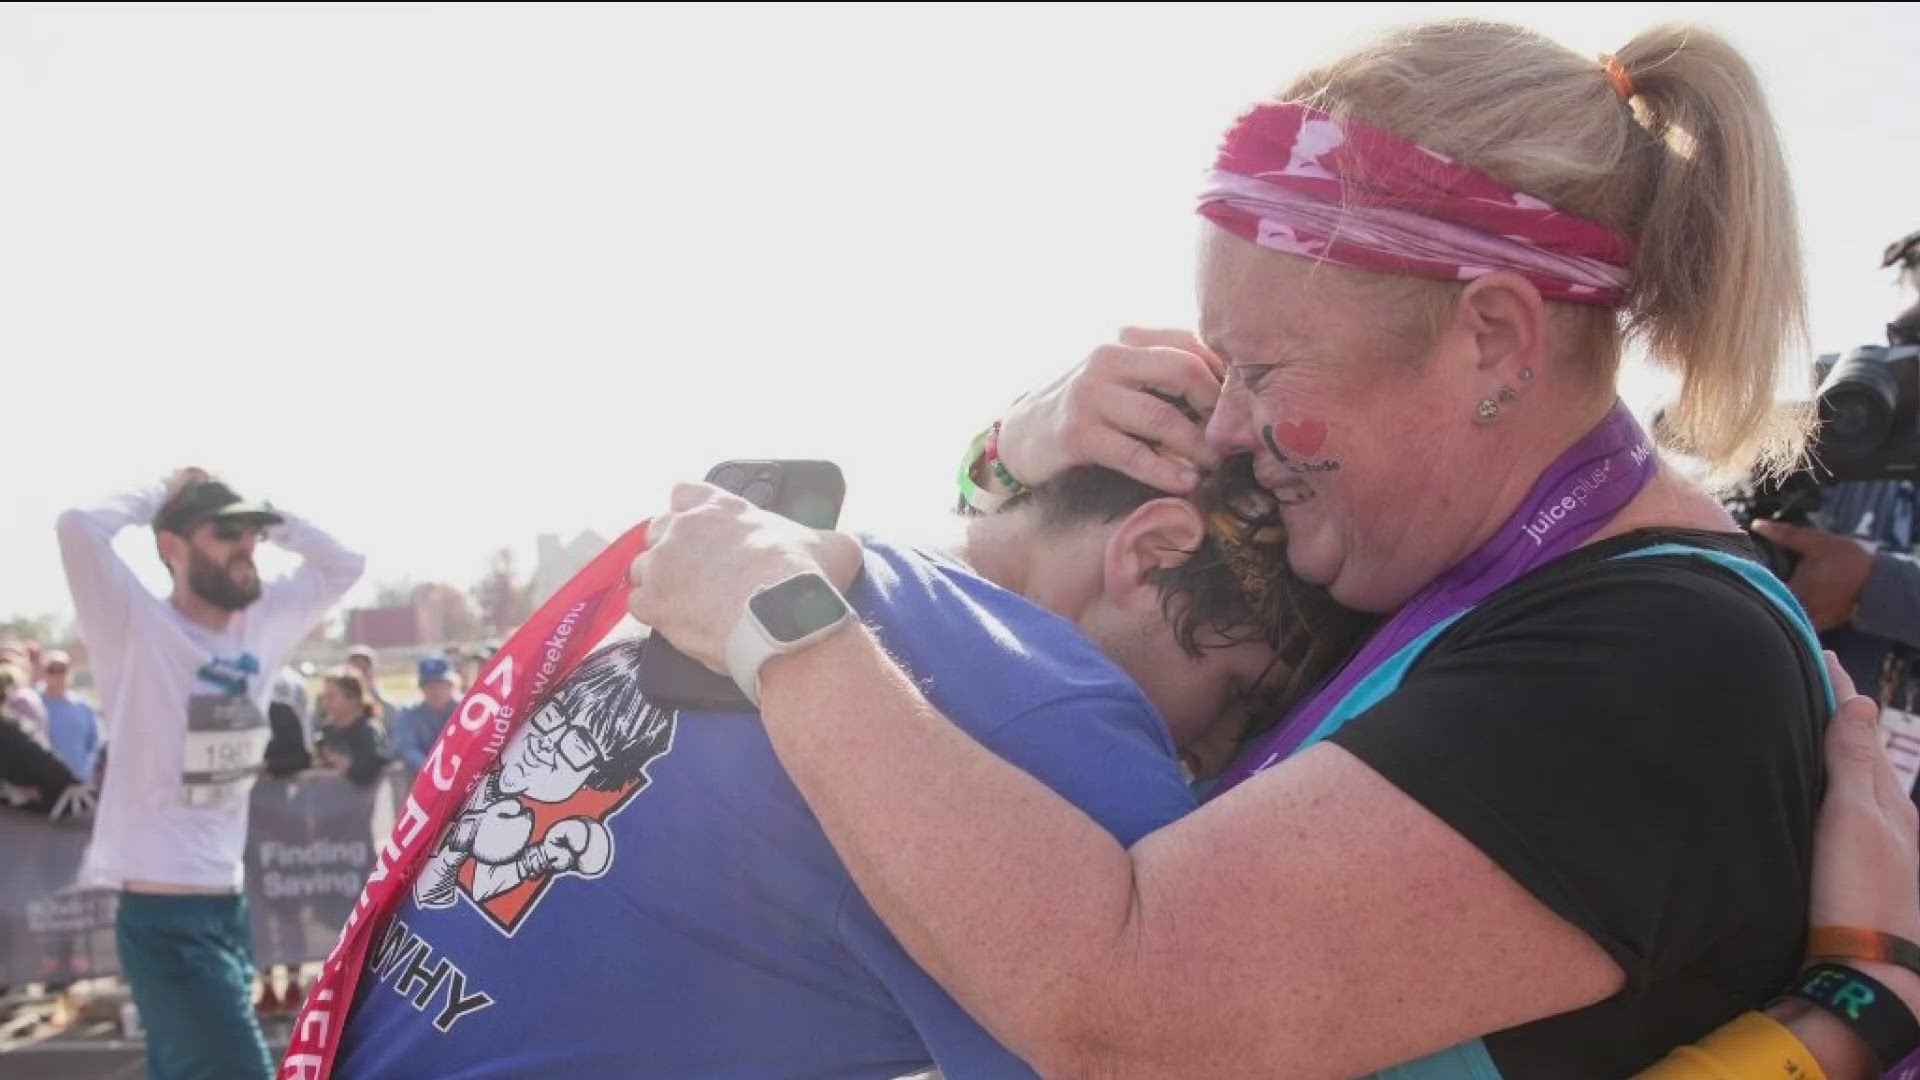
<box><xmin>724</xmin><ymin>604</ymin><xmax>773</xmax><ymax>707</ymax></box>
<box><xmin>721</xmin><ymin>573</ymin><xmax>855</xmax><ymax>708</ymax></box>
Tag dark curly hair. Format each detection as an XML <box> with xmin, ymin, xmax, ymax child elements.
<box><xmin>1016</xmin><ymin>455</ymin><xmax>1377</xmax><ymax>731</ymax></box>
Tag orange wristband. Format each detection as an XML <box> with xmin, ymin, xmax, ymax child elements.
<box><xmin>1807</xmin><ymin>927</ymin><xmax>1920</xmax><ymax>981</ymax></box>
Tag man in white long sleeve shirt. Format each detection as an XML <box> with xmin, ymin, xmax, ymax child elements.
<box><xmin>57</xmin><ymin>467</ymin><xmax>364</xmax><ymax>1080</ymax></box>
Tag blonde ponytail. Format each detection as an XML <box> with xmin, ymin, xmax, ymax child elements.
<box><xmin>1280</xmin><ymin>20</ymin><xmax>1808</xmax><ymax>479</ymax></box>
<box><xmin>1614</xmin><ymin>27</ymin><xmax>1808</xmax><ymax>479</ymax></box>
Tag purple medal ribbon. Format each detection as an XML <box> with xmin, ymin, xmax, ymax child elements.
<box><xmin>1209</xmin><ymin>400</ymin><xmax>1657</xmax><ymax>797</ymax></box>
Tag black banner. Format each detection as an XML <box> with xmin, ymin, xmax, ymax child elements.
<box><xmin>0</xmin><ymin>770</ymin><xmax>407</xmax><ymax>984</ymax></box>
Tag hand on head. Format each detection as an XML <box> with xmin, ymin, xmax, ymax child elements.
<box><xmin>163</xmin><ymin>466</ymin><xmax>210</xmax><ymax>502</ymax></box>
<box><xmin>997</xmin><ymin>328</ymin><xmax>1225</xmax><ymax>495</ymax></box>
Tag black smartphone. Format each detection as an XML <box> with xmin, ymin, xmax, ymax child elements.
<box><xmin>634</xmin><ymin>460</ymin><xmax>847</xmax><ymax>711</ymax></box>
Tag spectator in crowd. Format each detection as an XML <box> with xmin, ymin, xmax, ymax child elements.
<box><xmin>344</xmin><ymin>645</ymin><xmax>394</xmax><ymax>719</ymax></box>
<box><xmin>312</xmin><ymin>667</ymin><xmax>391</xmax><ymax>788</ymax></box>
<box><xmin>0</xmin><ymin>642</ymin><xmax>50</xmax><ymax>746</ymax></box>
<box><xmin>443</xmin><ymin>644</ymin><xmax>467</xmax><ymax>677</ymax></box>
<box><xmin>449</xmin><ymin>642</ymin><xmax>496</xmax><ymax>687</ymax></box>
<box><xmin>57</xmin><ymin>467</ymin><xmax>363</xmax><ymax>1080</ymax></box>
<box><xmin>387</xmin><ymin>655</ymin><xmax>459</xmax><ymax>772</ymax></box>
<box><xmin>0</xmin><ymin>660</ymin><xmax>92</xmax><ymax>819</ymax></box>
<box><xmin>273</xmin><ymin>663</ymin><xmax>311</xmax><ymax>734</ymax></box>
<box><xmin>262</xmin><ymin>668</ymin><xmax>314</xmax><ymax>779</ymax></box>
<box><xmin>0</xmin><ymin>660</ymin><xmax>37</xmax><ymax>735</ymax></box>
<box><xmin>38</xmin><ymin>650</ymin><xmax>100</xmax><ymax>784</ymax></box>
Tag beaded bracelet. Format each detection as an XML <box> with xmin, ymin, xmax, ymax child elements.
<box><xmin>956</xmin><ymin>425</ymin><xmax>993</xmax><ymax>515</ymax></box>
<box><xmin>957</xmin><ymin>420</ymin><xmax>1030</xmax><ymax>514</ymax></box>
<box><xmin>983</xmin><ymin>420</ymin><xmax>1028</xmax><ymax>498</ymax></box>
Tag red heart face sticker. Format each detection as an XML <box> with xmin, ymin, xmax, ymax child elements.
<box><xmin>1268</xmin><ymin>419</ymin><xmax>1327</xmax><ymax>457</ymax></box>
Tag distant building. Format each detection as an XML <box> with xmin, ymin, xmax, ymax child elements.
<box><xmin>531</xmin><ymin>530</ymin><xmax>609</xmax><ymax>607</ymax></box>
<box><xmin>346</xmin><ymin>583</ymin><xmax>480</xmax><ymax>649</ymax></box>
<box><xmin>347</xmin><ymin>607</ymin><xmax>419</xmax><ymax>649</ymax></box>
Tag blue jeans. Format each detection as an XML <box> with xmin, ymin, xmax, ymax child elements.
<box><xmin>116</xmin><ymin>891</ymin><xmax>273</xmax><ymax>1080</ymax></box>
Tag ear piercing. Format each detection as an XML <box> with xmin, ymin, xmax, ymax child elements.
<box><xmin>1476</xmin><ymin>388</ymin><xmax>1516</xmax><ymax>422</ymax></box>
<box><xmin>1475</xmin><ymin>368</ymin><xmax>1533</xmax><ymax>423</ymax></box>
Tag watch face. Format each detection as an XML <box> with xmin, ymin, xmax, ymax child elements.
<box><xmin>751</xmin><ymin>574</ymin><xmax>849</xmax><ymax>644</ymax></box>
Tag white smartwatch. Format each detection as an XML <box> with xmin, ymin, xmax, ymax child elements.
<box><xmin>724</xmin><ymin>571</ymin><xmax>854</xmax><ymax>706</ymax></box>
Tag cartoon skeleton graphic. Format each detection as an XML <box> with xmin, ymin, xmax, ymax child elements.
<box><xmin>414</xmin><ymin>640</ymin><xmax>675</xmax><ymax>930</ymax></box>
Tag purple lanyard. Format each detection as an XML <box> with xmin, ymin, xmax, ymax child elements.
<box><xmin>1209</xmin><ymin>400</ymin><xmax>1658</xmax><ymax>796</ymax></box>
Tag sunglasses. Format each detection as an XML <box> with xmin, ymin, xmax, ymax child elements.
<box><xmin>208</xmin><ymin>520</ymin><xmax>266</xmax><ymax>543</ymax></box>
<box><xmin>44</xmin><ymin>665</ymin><xmax>68</xmax><ymax>675</ymax></box>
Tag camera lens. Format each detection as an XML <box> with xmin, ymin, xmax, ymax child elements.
<box><xmin>709</xmin><ymin>465</ymin><xmax>747</xmax><ymax>493</ymax></box>
<box><xmin>1816</xmin><ymin>349</ymin><xmax>1899</xmax><ymax>462</ymax></box>
<box><xmin>741</xmin><ymin>478</ymin><xmax>777</xmax><ymax>507</ymax></box>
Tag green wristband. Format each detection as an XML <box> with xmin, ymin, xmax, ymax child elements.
<box><xmin>956</xmin><ymin>426</ymin><xmax>994</xmax><ymax>514</ymax></box>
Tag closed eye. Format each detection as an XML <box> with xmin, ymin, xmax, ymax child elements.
<box><xmin>1232</xmin><ymin>365</ymin><xmax>1278</xmax><ymax>393</ymax></box>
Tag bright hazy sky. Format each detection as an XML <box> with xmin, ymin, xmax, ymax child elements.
<box><xmin>3</xmin><ymin>2</ymin><xmax>1916</xmax><ymax>626</ymax></box>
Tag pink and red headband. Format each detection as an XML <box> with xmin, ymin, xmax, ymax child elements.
<box><xmin>1197</xmin><ymin>103</ymin><xmax>1633</xmax><ymax>307</ymax></box>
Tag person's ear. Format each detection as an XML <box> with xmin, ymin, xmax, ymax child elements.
<box><xmin>155</xmin><ymin>530</ymin><xmax>188</xmax><ymax>575</ymax></box>
<box><xmin>1100</xmin><ymin>498</ymin><xmax>1207</xmax><ymax>609</ymax></box>
<box><xmin>1453</xmin><ymin>271</ymin><xmax>1546</xmax><ymax>379</ymax></box>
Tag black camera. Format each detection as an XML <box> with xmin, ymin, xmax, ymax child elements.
<box><xmin>1732</xmin><ymin>342</ymin><xmax>1920</xmax><ymax>577</ymax></box>
<box><xmin>1725</xmin><ymin>468</ymin><xmax>1824</xmax><ymax>580</ymax></box>
<box><xmin>1809</xmin><ymin>344</ymin><xmax>1920</xmax><ymax>478</ymax></box>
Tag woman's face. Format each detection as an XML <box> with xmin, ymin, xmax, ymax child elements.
<box><xmin>319</xmin><ymin>683</ymin><xmax>351</xmax><ymax>724</ymax></box>
<box><xmin>1196</xmin><ymin>231</ymin><xmax>1486</xmax><ymax>613</ymax></box>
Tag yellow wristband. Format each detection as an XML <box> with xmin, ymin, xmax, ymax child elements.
<box><xmin>1632</xmin><ymin>1011</ymin><xmax>1827</xmax><ymax>1080</ymax></box>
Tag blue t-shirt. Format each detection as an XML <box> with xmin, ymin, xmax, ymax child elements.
<box><xmin>335</xmin><ymin>538</ymin><xmax>1195</xmax><ymax>1079</ymax></box>
<box><xmin>388</xmin><ymin>699</ymin><xmax>457</xmax><ymax>772</ymax></box>
<box><xmin>42</xmin><ymin>694</ymin><xmax>99</xmax><ymax>784</ymax></box>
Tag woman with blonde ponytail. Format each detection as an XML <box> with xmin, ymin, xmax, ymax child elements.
<box><xmin>632</xmin><ymin>20</ymin><xmax>1915</xmax><ymax>1079</ymax></box>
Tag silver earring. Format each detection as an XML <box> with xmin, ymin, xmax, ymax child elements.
<box><xmin>1475</xmin><ymin>397</ymin><xmax>1501</xmax><ymax>423</ymax></box>
<box><xmin>1496</xmin><ymin>385</ymin><xmax>1517</xmax><ymax>402</ymax></box>
<box><xmin>1517</xmin><ymin>366</ymin><xmax>1534</xmax><ymax>383</ymax></box>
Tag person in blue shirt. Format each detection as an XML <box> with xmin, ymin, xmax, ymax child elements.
<box><xmin>38</xmin><ymin>650</ymin><xmax>100</xmax><ymax>784</ymax></box>
<box><xmin>334</xmin><ymin>460</ymin><xmax>1362</xmax><ymax>1078</ymax></box>
<box><xmin>387</xmin><ymin>657</ymin><xmax>460</xmax><ymax>773</ymax></box>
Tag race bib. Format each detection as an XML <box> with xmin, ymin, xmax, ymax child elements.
<box><xmin>183</xmin><ymin>692</ymin><xmax>270</xmax><ymax>807</ymax></box>
<box><xmin>1879</xmin><ymin>706</ymin><xmax>1920</xmax><ymax>797</ymax></box>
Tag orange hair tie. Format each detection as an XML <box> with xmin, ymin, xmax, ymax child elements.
<box><xmin>1598</xmin><ymin>53</ymin><xmax>1635</xmax><ymax>102</ymax></box>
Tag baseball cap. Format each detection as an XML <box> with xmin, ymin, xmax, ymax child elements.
<box><xmin>417</xmin><ymin>656</ymin><xmax>454</xmax><ymax>686</ymax></box>
<box><xmin>155</xmin><ymin>479</ymin><xmax>284</xmax><ymax>536</ymax></box>
<box><xmin>43</xmin><ymin>649</ymin><xmax>72</xmax><ymax>670</ymax></box>
<box><xmin>347</xmin><ymin>645</ymin><xmax>375</xmax><ymax>663</ymax></box>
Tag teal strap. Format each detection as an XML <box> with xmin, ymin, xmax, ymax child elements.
<box><xmin>1611</xmin><ymin>543</ymin><xmax>1837</xmax><ymax>709</ymax></box>
<box><xmin>1370</xmin><ymin>1042</ymin><xmax>1505</xmax><ymax>1080</ymax></box>
<box><xmin>1341</xmin><ymin>543</ymin><xmax>1830</xmax><ymax>1079</ymax></box>
<box><xmin>1295</xmin><ymin>614</ymin><xmax>1471</xmax><ymax>752</ymax></box>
